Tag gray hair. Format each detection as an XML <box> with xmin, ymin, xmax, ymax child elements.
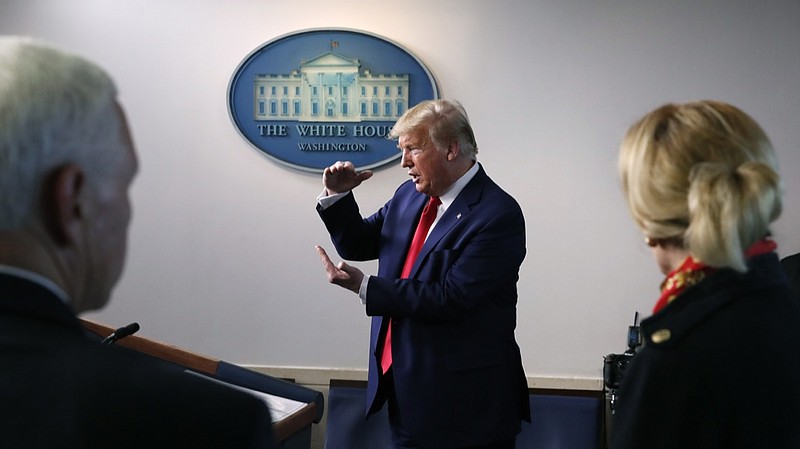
<box><xmin>0</xmin><ymin>36</ymin><xmax>122</xmax><ymax>231</ymax></box>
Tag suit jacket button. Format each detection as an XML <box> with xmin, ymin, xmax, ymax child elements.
<box><xmin>651</xmin><ymin>329</ymin><xmax>671</xmax><ymax>344</ymax></box>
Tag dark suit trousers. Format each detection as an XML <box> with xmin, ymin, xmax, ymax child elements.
<box><xmin>384</xmin><ymin>369</ymin><xmax>516</xmax><ymax>449</ymax></box>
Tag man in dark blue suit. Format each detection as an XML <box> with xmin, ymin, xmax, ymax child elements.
<box><xmin>316</xmin><ymin>99</ymin><xmax>530</xmax><ymax>449</ymax></box>
<box><xmin>0</xmin><ymin>36</ymin><xmax>275</xmax><ymax>448</ymax></box>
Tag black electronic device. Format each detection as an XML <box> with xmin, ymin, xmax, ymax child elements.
<box><xmin>603</xmin><ymin>312</ymin><xmax>642</xmax><ymax>415</ymax></box>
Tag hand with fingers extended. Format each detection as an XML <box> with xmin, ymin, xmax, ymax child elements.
<box><xmin>315</xmin><ymin>245</ymin><xmax>364</xmax><ymax>294</ymax></box>
<box><xmin>322</xmin><ymin>161</ymin><xmax>374</xmax><ymax>195</ymax></box>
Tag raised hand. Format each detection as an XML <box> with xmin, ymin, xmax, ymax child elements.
<box><xmin>315</xmin><ymin>245</ymin><xmax>364</xmax><ymax>294</ymax></box>
<box><xmin>322</xmin><ymin>161</ymin><xmax>374</xmax><ymax>195</ymax></box>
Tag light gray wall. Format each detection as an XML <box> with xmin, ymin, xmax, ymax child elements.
<box><xmin>2</xmin><ymin>0</ymin><xmax>798</xmax><ymax>380</ymax></box>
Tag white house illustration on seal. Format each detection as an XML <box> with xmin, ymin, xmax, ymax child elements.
<box><xmin>253</xmin><ymin>51</ymin><xmax>409</xmax><ymax>122</ymax></box>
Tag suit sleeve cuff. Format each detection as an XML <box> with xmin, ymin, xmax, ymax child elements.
<box><xmin>317</xmin><ymin>190</ymin><xmax>350</xmax><ymax>210</ymax></box>
<box><xmin>358</xmin><ymin>275</ymin><xmax>369</xmax><ymax>305</ymax></box>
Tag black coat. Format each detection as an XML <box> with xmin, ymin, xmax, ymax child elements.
<box><xmin>0</xmin><ymin>273</ymin><xmax>276</xmax><ymax>449</ymax></box>
<box><xmin>780</xmin><ymin>252</ymin><xmax>800</xmax><ymax>295</ymax></box>
<box><xmin>611</xmin><ymin>254</ymin><xmax>800</xmax><ymax>449</ymax></box>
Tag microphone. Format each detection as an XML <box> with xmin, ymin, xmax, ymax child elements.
<box><xmin>101</xmin><ymin>322</ymin><xmax>140</xmax><ymax>345</ymax></box>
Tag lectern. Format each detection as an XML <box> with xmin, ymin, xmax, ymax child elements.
<box><xmin>81</xmin><ymin>319</ymin><xmax>323</xmax><ymax>449</ymax></box>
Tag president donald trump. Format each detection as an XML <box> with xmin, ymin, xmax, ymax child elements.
<box><xmin>316</xmin><ymin>99</ymin><xmax>530</xmax><ymax>449</ymax></box>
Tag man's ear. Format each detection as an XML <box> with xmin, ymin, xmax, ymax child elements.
<box><xmin>45</xmin><ymin>164</ymin><xmax>86</xmax><ymax>245</ymax></box>
<box><xmin>446</xmin><ymin>139</ymin><xmax>461</xmax><ymax>161</ymax></box>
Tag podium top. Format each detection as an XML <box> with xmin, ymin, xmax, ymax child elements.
<box><xmin>80</xmin><ymin>318</ymin><xmax>323</xmax><ymax>442</ymax></box>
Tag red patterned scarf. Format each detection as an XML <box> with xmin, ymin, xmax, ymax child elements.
<box><xmin>653</xmin><ymin>239</ymin><xmax>777</xmax><ymax>314</ymax></box>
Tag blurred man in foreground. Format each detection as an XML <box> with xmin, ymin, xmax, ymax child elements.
<box><xmin>0</xmin><ymin>36</ymin><xmax>275</xmax><ymax>448</ymax></box>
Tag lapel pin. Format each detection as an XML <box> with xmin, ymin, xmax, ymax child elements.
<box><xmin>456</xmin><ymin>213</ymin><xmax>462</xmax><ymax>219</ymax></box>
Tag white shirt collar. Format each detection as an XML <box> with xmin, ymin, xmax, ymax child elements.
<box><xmin>438</xmin><ymin>161</ymin><xmax>479</xmax><ymax>212</ymax></box>
<box><xmin>0</xmin><ymin>265</ymin><xmax>70</xmax><ymax>304</ymax></box>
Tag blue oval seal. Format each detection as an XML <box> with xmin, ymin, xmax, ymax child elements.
<box><xmin>228</xmin><ymin>29</ymin><xmax>439</xmax><ymax>173</ymax></box>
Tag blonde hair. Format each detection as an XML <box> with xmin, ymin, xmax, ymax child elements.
<box><xmin>619</xmin><ymin>100</ymin><xmax>782</xmax><ymax>271</ymax></box>
<box><xmin>388</xmin><ymin>99</ymin><xmax>478</xmax><ymax>159</ymax></box>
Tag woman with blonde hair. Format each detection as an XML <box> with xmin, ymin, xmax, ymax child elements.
<box><xmin>612</xmin><ymin>100</ymin><xmax>800</xmax><ymax>448</ymax></box>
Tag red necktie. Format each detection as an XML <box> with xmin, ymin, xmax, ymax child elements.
<box><xmin>380</xmin><ymin>196</ymin><xmax>441</xmax><ymax>374</ymax></box>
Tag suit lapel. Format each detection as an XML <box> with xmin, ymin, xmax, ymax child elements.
<box><xmin>405</xmin><ymin>166</ymin><xmax>487</xmax><ymax>278</ymax></box>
